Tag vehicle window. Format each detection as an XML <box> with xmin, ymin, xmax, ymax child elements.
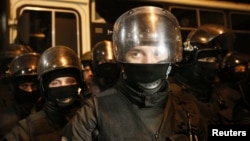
<box><xmin>171</xmin><ymin>8</ymin><xmax>197</xmax><ymax>28</ymax></box>
<box><xmin>230</xmin><ymin>12</ymin><xmax>250</xmax><ymax>53</ymax></box>
<box><xmin>200</xmin><ymin>10</ymin><xmax>225</xmax><ymax>26</ymax></box>
<box><xmin>231</xmin><ymin>13</ymin><xmax>250</xmax><ymax>31</ymax></box>
<box><xmin>55</xmin><ymin>12</ymin><xmax>77</xmax><ymax>53</ymax></box>
<box><xmin>18</xmin><ymin>10</ymin><xmax>51</xmax><ymax>53</ymax></box>
<box><xmin>18</xmin><ymin>8</ymin><xmax>79</xmax><ymax>54</ymax></box>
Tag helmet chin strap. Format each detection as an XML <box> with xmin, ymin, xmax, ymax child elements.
<box><xmin>166</xmin><ymin>65</ymin><xmax>172</xmax><ymax>79</ymax></box>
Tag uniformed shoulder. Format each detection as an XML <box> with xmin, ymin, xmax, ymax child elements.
<box><xmin>17</xmin><ymin>111</ymin><xmax>47</xmax><ymax>128</ymax></box>
<box><xmin>169</xmin><ymin>82</ymin><xmax>182</xmax><ymax>93</ymax></box>
<box><xmin>25</xmin><ymin>110</ymin><xmax>47</xmax><ymax>121</ymax></box>
<box><xmin>169</xmin><ymin>83</ymin><xmax>200</xmax><ymax>104</ymax></box>
<box><xmin>16</xmin><ymin>110</ymin><xmax>60</xmax><ymax>136</ymax></box>
<box><xmin>95</xmin><ymin>88</ymin><xmax>118</xmax><ymax>98</ymax></box>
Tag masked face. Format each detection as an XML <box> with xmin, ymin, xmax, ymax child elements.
<box><xmin>15</xmin><ymin>80</ymin><xmax>40</xmax><ymax>103</ymax></box>
<box><xmin>83</xmin><ymin>65</ymin><xmax>94</xmax><ymax>85</ymax></box>
<box><xmin>16</xmin><ymin>88</ymin><xmax>40</xmax><ymax>104</ymax></box>
<box><xmin>46</xmin><ymin>76</ymin><xmax>80</xmax><ymax>107</ymax></box>
<box><xmin>193</xmin><ymin>56</ymin><xmax>219</xmax><ymax>84</ymax></box>
<box><xmin>121</xmin><ymin>46</ymin><xmax>171</xmax><ymax>94</ymax></box>
<box><xmin>18</xmin><ymin>82</ymin><xmax>39</xmax><ymax>92</ymax></box>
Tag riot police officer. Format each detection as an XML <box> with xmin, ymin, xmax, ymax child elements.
<box><xmin>219</xmin><ymin>51</ymin><xmax>250</xmax><ymax>89</ymax></box>
<box><xmin>91</xmin><ymin>40</ymin><xmax>122</xmax><ymax>94</ymax></box>
<box><xmin>233</xmin><ymin>61</ymin><xmax>250</xmax><ymax>124</ymax></box>
<box><xmin>81</xmin><ymin>51</ymin><xmax>100</xmax><ymax>97</ymax></box>
<box><xmin>0</xmin><ymin>44</ymin><xmax>33</xmax><ymax>109</ymax></box>
<box><xmin>173</xmin><ymin>24</ymin><xmax>241</xmax><ymax>125</ymax></box>
<box><xmin>0</xmin><ymin>52</ymin><xmax>41</xmax><ymax>138</ymax></box>
<box><xmin>221</xmin><ymin>51</ymin><xmax>250</xmax><ymax>124</ymax></box>
<box><xmin>62</xmin><ymin>6</ymin><xmax>206</xmax><ymax>141</ymax></box>
<box><xmin>2</xmin><ymin>46</ymin><xmax>84</xmax><ymax>141</ymax></box>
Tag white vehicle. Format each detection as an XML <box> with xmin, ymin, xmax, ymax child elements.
<box><xmin>1</xmin><ymin>0</ymin><xmax>250</xmax><ymax>56</ymax></box>
<box><xmin>3</xmin><ymin>0</ymin><xmax>112</xmax><ymax>57</ymax></box>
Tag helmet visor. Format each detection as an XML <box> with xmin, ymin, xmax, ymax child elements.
<box><xmin>113</xmin><ymin>6</ymin><xmax>182</xmax><ymax>64</ymax></box>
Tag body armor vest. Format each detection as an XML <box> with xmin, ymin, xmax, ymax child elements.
<box><xmin>94</xmin><ymin>86</ymin><xmax>202</xmax><ymax>141</ymax></box>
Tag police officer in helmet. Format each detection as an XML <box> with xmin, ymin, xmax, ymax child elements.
<box><xmin>0</xmin><ymin>52</ymin><xmax>41</xmax><ymax>138</ymax></box>
<box><xmin>0</xmin><ymin>44</ymin><xmax>33</xmax><ymax>109</ymax></box>
<box><xmin>81</xmin><ymin>51</ymin><xmax>94</xmax><ymax>90</ymax></box>
<box><xmin>219</xmin><ymin>51</ymin><xmax>249</xmax><ymax>87</ymax></box>
<box><xmin>229</xmin><ymin>53</ymin><xmax>250</xmax><ymax>124</ymax></box>
<box><xmin>37</xmin><ymin>46</ymin><xmax>84</xmax><ymax>111</ymax></box>
<box><xmin>91</xmin><ymin>40</ymin><xmax>122</xmax><ymax>93</ymax></box>
<box><xmin>80</xmin><ymin>51</ymin><xmax>100</xmax><ymax>97</ymax></box>
<box><xmin>173</xmin><ymin>24</ymin><xmax>241</xmax><ymax>125</ymax></box>
<box><xmin>62</xmin><ymin>6</ymin><xmax>206</xmax><ymax>141</ymax></box>
<box><xmin>233</xmin><ymin>64</ymin><xmax>250</xmax><ymax>124</ymax></box>
<box><xmin>2</xmin><ymin>46</ymin><xmax>84</xmax><ymax>141</ymax></box>
<box><xmin>174</xmin><ymin>24</ymin><xmax>235</xmax><ymax>102</ymax></box>
<box><xmin>8</xmin><ymin>52</ymin><xmax>41</xmax><ymax>105</ymax></box>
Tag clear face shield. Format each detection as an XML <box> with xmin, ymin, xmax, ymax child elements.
<box><xmin>112</xmin><ymin>6</ymin><xmax>183</xmax><ymax>93</ymax></box>
<box><xmin>112</xmin><ymin>6</ymin><xmax>182</xmax><ymax>65</ymax></box>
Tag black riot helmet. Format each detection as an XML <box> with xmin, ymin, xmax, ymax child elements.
<box><xmin>112</xmin><ymin>6</ymin><xmax>182</xmax><ymax>94</ymax></box>
<box><xmin>37</xmin><ymin>46</ymin><xmax>83</xmax><ymax>106</ymax></box>
<box><xmin>92</xmin><ymin>40</ymin><xmax>116</xmax><ymax>66</ymax></box>
<box><xmin>178</xmin><ymin>24</ymin><xmax>235</xmax><ymax>85</ymax></box>
<box><xmin>219</xmin><ymin>51</ymin><xmax>250</xmax><ymax>83</ymax></box>
<box><xmin>92</xmin><ymin>40</ymin><xmax>122</xmax><ymax>90</ymax></box>
<box><xmin>8</xmin><ymin>52</ymin><xmax>40</xmax><ymax>103</ymax></box>
<box><xmin>9</xmin><ymin>52</ymin><xmax>40</xmax><ymax>78</ymax></box>
<box><xmin>182</xmin><ymin>24</ymin><xmax>235</xmax><ymax>65</ymax></box>
<box><xmin>0</xmin><ymin>44</ymin><xmax>33</xmax><ymax>78</ymax></box>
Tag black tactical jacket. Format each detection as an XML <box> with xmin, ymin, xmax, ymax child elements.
<box><xmin>62</xmin><ymin>79</ymin><xmax>207</xmax><ymax>141</ymax></box>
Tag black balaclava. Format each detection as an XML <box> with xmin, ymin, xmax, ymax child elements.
<box><xmin>123</xmin><ymin>63</ymin><xmax>171</xmax><ymax>96</ymax></box>
<box><xmin>93</xmin><ymin>62</ymin><xmax>122</xmax><ymax>91</ymax></box>
<box><xmin>43</xmin><ymin>69</ymin><xmax>82</xmax><ymax>127</ymax></box>
<box><xmin>176</xmin><ymin>46</ymin><xmax>220</xmax><ymax>102</ymax></box>
<box><xmin>193</xmin><ymin>62</ymin><xmax>218</xmax><ymax>84</ymax></box>
<box><xmin>12</xmin><ymin>75</ymin><xmax>40</xmax><ymax>104</ymax></box>
<box><xmin>175</xmin><ymin>61</ymin><xmax>218</xmax><ymax>102</ymax></box>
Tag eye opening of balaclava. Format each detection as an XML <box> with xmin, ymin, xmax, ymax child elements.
<box><xmin>93</xmin><ymin>62</ymin><xmax>122</xmax><ymax>90</ymax></box>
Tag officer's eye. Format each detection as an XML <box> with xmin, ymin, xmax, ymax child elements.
<box><xmin>19</xmin><ymin>83</ymin><xmax>28</xmax><ymax>89</ymax></box>
<box><xmin>66</xmin><ymin>78</ymin><xmax>77</xmax><ymax>85</ymax></box>
<box><xmin>49</xmin><ymin>80</ymin><xmax>60</xmax><ymax>87</ymax></box>
<box><xmin>127</xmin><ymin>50</ymin><xmax>142</xmax><ymax>58</ymax></box>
